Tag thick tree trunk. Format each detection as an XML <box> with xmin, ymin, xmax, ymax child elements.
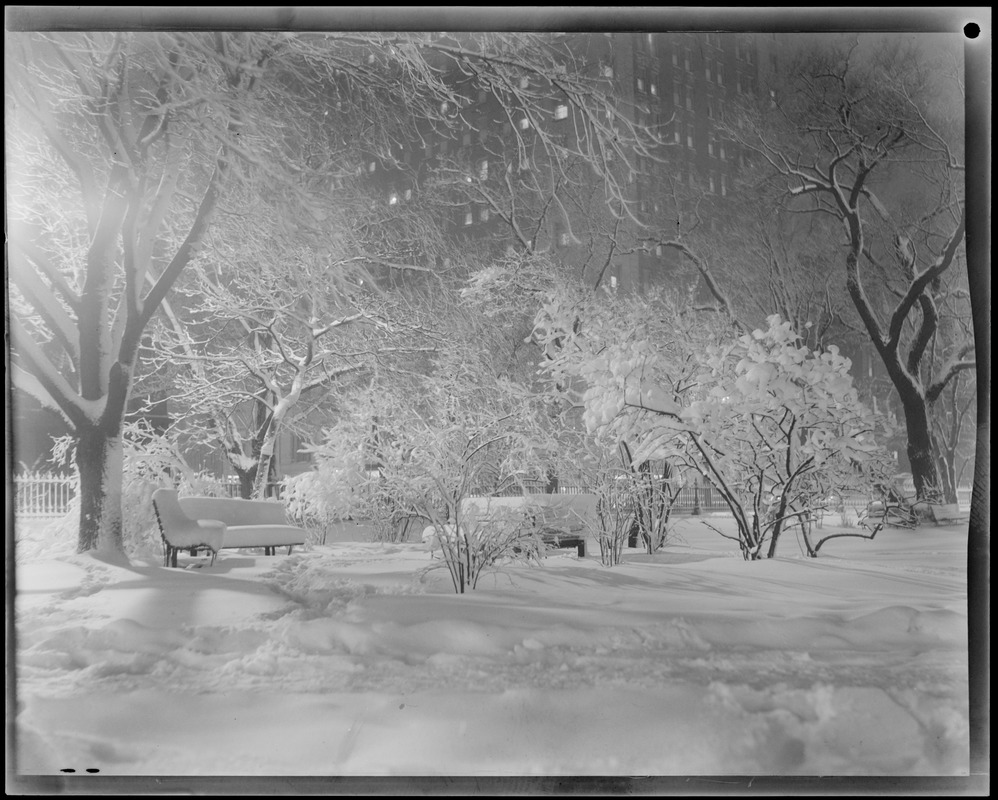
<box><xmin>75</xmin><ymin>424</ymin><xmax>126</xmax><ymax>555</ymax></box>
<box><xmin>899</xmin><ymin>390</ymin><xmax>940</xmax><ymax>500</ymax></box>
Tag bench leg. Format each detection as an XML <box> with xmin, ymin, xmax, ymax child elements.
<box><xmin>287</xmin><ymin>546</ymin><xmax>293</xmax><ymax>555</ymax></box>
<box><xmin>577</xmin><ymin>541</ymin><xmax>585</xmax><ymax>558</ymax></box>
<box><xmin>171</xmin><ymin>547</ymin><xmax>178</xmax><ymax>568</ymax></box>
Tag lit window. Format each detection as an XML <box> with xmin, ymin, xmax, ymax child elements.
<box><xmin>519</xmin><ymin>117</ymin><xmax>530</xmax><ymax>130</ymax></box>
<box><xmin>478</xmin><ymin>159</ymin><xmax>489</xmax><ymax>180</ymax></box>
<box><xmin>603</xmin><ymin>65</ymin><xmax>614</xmax><ymax>78</ymax></box>
<box><xmin>519</xmin><ymin>76</ymin><xmax>530</xmax><ymax>89</ymax></box>
<box><xmin>650</xmin><ymin>82</ymin><xmax>657</xmax><ymax>96</ymax></box>
<box><xmin>404</xmin><ymin>188</ymin><xmax>412</xmax><ymax>201</ymax></box>
<box><xmin>709</xmin><ymin>174</ymin><xmax>716</xmax><ymax>193</ymax></box>
<box><xmin>440</xmin><ymin>101</ymin><xmax>449</xmax><ymax>114</ymax></box>
<box><xmin>655</xmin><ymin>244</ymin><xmax>663</xmax><ymax>257</ymax></box>
<box><xmin>388</xmin><ymin>192</ymin><xmax>398</xmax><ymax>206</ymax></box>
<box><xmin>463</xmin><ymin>210</ymin><xmax>473</xmax><ymax>226</ymax></box>
<box><xmin>705</xmin><ymin>64</ymin><xmax>712</xmax><ymax>82</ymax></box>
<box><xmin>674</xmin><ymin>127</ymin><xmax>681</xmax><ymax>144</ymax></box>
<box><xmin>480</xmin><ymin>207</ymin><xmax>490</xmax><ymax>222</ymax></box>
<box><xmin>367</xmin><ymin>53</ymin><xmax>375</xmax><ymax>65</ymax></box>
<box><xmin>558</xmin><ymin>232</ymin><xmax>570</xmax><ymax>247</ymax></box>
<box><xmin>610</xmin><ymin>275</ymin><xmax>618</xmax><ymax>289</ymax></box>
<box><xmin>636</xmin><ymin>77</ymin><xmax>644</xmax><ymax>93</ymax></box>
<box><xmin>721</xmin><ymin>174</ymin><xmax>728</xmax><ymax>196</ymax></box>
<box><xmin>368</xmin><ymin>161</ymin><xmax>376</xmax><ymax>173</ymax></box>
<box><xmin>554</xmin><ymin>104</ymin><xmax>569</xmax><ymax>120</ymax></box>
<box><xmin>687</xmin><ymin>125</ymin><xmax>694</xmax><ymax>149</ymax></box>
<box><xmin>719</xmin><ymin>142</ymin><xmax>726</xmax><ymax>161</ymax></box>
<box><xmin>708</xmin><ymin>138</ymin><xmax>715</xmax><ymax>157</ymax></box>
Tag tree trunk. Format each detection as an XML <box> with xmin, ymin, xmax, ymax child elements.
<box><xmin>75</xmin><ymin>423</ymin><xmax>126</xmax><ymax>555</ymax></box>
<box><xmin>898</xmin><ymin>390</ymin><xmax>940</xmax><ymax>500</ymax></box>
<box><xmin>236</xmin><ymin>468</ymin><xmax>256</xmax><ymax>500</ymax></box>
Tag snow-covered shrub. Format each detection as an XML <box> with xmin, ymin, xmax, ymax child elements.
<box><xmin>536</xmin><ymin>292</ymin><xmax>894</xmax><ymax>560</ymax></box>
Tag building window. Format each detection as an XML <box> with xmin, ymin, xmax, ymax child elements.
<box><xmin>709</xmin><ymin>174</ymin><xmax>716</xmax><ymax>194</ymax></box>
<box><xmin>554</xmin><ymin>103</ymin><xmax>569</xmax><ymax>120</ymax></box>
<box><xmin>717</xmin><ymin>63</ymin><xmax>724</xmax><ymax>86</ymax></box>
<box><xmin>636</xmin><ymin>77</ymin><xmax>645</xmax><ymax>93</ymax></box>
<box><xmin>672</xmin><ymin>51</ymin><xmax>679</xmax><ymax>67</ymax></box>
<box><xmin>719</xmin><ymin>142</ymin><xmax>726</xmax><ymax>161</ymax></box>
<box><xmin>708</xmin><ymin>137</ymin><xmax>715</xmax><ymax>157</ymax></box>
<box><xmin>519</xmin><ymin>117</ymin><xmax>531</xmax><ymax>130</ymax></box>
<box><xmin>610</xmin><ymin>275</ymin><xmax>618</xmax><ymax>289</ymax></box>
<box><xmin>480</xmin><ymin>207</ymin><xmax>490</xmax><ymax>222</ymax></box>
<box><xmin>673</xmin><ymin>83</ymin><xmax>681</xmax><ymax>107</ymax></box>
<box><xmin>674</xmin><ymin>126</ymin><xmax>681</xmax><ymax>144</ymax></box>
<box><xmin>687</xmin><ymin>125</ymin><xmax>694</xmax><ymax>149</ymax></box>
<box><xmin>655</xmin><ymin>244</ymin><xmax>663</xmax><ymax>257</ymax></box>
<box><xmin>388</xmin><ymin>191</ymin><xmax>398</xmax><ymax>206</ymax></box>
<box><xmin>463</xmin><ymin>209</ymin><xmax>474</xmax><ymax>226</ymax></box>
<box><xmin>705</xmin><ymin>63</ymin><xmax>712</xmax><ymax>82</ymax></box>
<box><xmin>707</xmin><ymin>99</ymin><xmax>714</xmax><ymax>119</ymax></box>
<box><xmin>558</xmin><ymin>231</ymin><xmax>570</xmax><ymax>247</ymax></box>
<box><xmin>519</xmin><ymin>76</ymin><xmax>530</xmax><ymax>90</ymax></box>
<box><xmin>603</xmin><ymin>65</ymin><xmax>614</xmax><ymax>78</ymax></box>
<box><xmin>478</xmin><ymin>159</ymin><xmax>489</xmax><ymax>180</ymax></box>
<box><xmin>404</xmin><ymin>188</ymin><xmax>412</xmax><ymax>201</ymax></box>
<box><xmin>367</xmin><ymin>161</ymin><xmax>377</xmax><ymax>173</ymax></box>
<box><xmin>736</xmin><ymin>75</ymin><xmax>742</xmax><ymax>94</ymax></box>
<box><xmin>684</xmin><ymin>50</ymin><xmax>691</xmax><ymax>71</ymax></box>
<box><xmin>686</xmin><ymin>93</ymin><xmax>693</xmax><ymax>111</ymax></box>
<box><xmin>650</xmin><ymin>82</ymin><xmax>658</xmax><ymax>97</ymax></box>
<box><xmin>720</xmin><ymin>174</ymin><xmax>728</xmax><ymax>196</ymax></box>
<box><xmin>462</xmin><ymin>131</ymin><xmax>472</xmax><ymax>146</ymax></box>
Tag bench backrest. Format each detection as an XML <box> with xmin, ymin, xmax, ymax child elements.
<box><xmin>152</xmin><ymin>488</ymin><xmax>193</xmax><ymax>530</ymax></box>
<box><xmin>179</xmin><ymin>496</ymin><xmax>289</xmax><ymax>527</ymax></box>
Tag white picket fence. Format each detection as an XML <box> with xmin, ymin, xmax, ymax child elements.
<box><xmin>10</xmin><ymin>470</ymin><xmax>976</xmax><ymax>519</ymax></box>
<box><xmin>13</xmin><ymin>471</ymin><xmax>78</xmax><ymax>518</ymax></box>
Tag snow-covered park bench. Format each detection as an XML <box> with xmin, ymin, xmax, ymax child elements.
<box><xmin>917</xmin><ymin>502</ymin><xmax>969</xmax><ymax>526</ymax></box>
<box><xmin>422</xmin><ymin>494</ymin><xmax>596</xmax><ymax>558</ymax></box>
<box><xmin>152</xmin><ymin>489</ymin><xmax>307</xmax><ymax>568</ymax></box>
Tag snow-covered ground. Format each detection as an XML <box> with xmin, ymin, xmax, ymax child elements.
<box><xmin>13</xmin><ymin>515</ymin><xmax>970</xmax><ymax>778</ymax></box>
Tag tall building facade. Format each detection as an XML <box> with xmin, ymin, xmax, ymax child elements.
<box><xmin>367</xmin><ymin>32</ymin><xmax>778</xmax><ymax>297</ymax></box>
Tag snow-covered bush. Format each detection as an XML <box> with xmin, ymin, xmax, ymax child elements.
<box><xmin>282</xmin><ymin>458</ymin><xmax>370</xmax><ymax>545</ymax></box>
<box><xmin>536</xmin><ymin>290</ymin><xmax>894</xmax><ymax>560</ymax></box>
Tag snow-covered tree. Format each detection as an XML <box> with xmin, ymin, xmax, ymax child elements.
<box><xmin>7</xmin><ymin>31</ymin><xmax>660</xmax><ymax>555</ymax></box>
<box><xmin>727</xmin><ymin>35</ymin><xmax>970</xmax><ymax>500</ymax></box>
